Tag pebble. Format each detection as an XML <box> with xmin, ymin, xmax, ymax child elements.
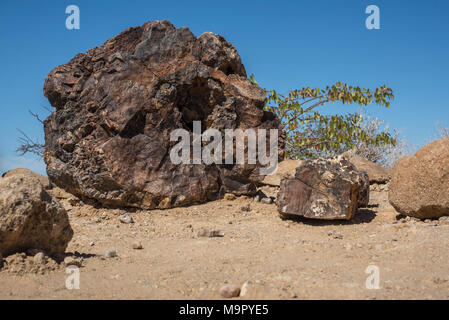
<box><xmin>64</xmin><ymin>256</ymin><xmax>83</xmax><ymax>267</ymax></box>
<box><xmin>224</xmin><ymin>193</ymin><xmax>236</xmax><ymax>201</ymax></box>
<box><xmin>132</xmin><ymin>241</ymin><xmax>143</xmax><ymax>250</ymax></box>
<box><xmin>89</xmin><ymin>241</ymin><xmax>95</xmax><ymax>246</ymax></box>
<box><xmin>261</xmin><ymin>197</ymin><xmax>273</xmax><ymax>204</ymax></box>
<box><xmin>119</xmin><ymin>213</ymin><xmax>134</xmax><ymax>224</ymax></box>
<box><xmin>105</xmin><ymin>250</ymin><xmax>117</xmax><ymax>258</ymax></box>
<box><xmin>240</xmin><ymin>281</ymin><xmax>249</xmax><ymax>297</ymax></box>
<box><xmin>219</xmin><ymin>284</ymin><xmax>241</xmax><ymax>298</ymax></box>
<box><xmin>254</xmin><ymin>195</ymin><xmax>260</xmax><ymax>202</ymax></box>
<box><xmin>334</xmin><ymin>234</ymin><xmax>343</xmax><ymax>239</ymax></box>
<box><xmin>241</xmin><ymin>204</ymin><xmax>251</xmax><ymax>212</ymax></box>
<box><xmin>198</xmin><ymin>228</ymin><xmax>224</xmax><ymax>238</ymax></box>
<box><xmin>33</xmin><ymin>252</ymin><xmax>46</xmax><ymax>265</ymax></box>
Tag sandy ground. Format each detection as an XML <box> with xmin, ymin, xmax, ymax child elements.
<box><xmin>1</xmin><ymin>189</ymin><xmax>448</xmax><ymax>300</ymax></box>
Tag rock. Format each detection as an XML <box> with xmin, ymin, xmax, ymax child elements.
<box><xmin>253</xmin><ymin>195</ymin><xmax>260</xmax><ymax>202</ymax></box>
<box><xmin>105</xmin><ymin>250</ymin><xmax>117</xmax><ymax>258</ymax></box>
<box><xmin>224</xmin><ymin>193</ymin><xmax>236</xmax><ymax>201</ymax></box>
<box><xmin>240</xmin><ymin>281</ymin><xmax>249</xmax><ymax>297</ymax></box>
<box><xmin>241</xmin><ymin>204</ymin><xmax>251</xmax><ymax>212</ymax></box>
<box><xmin>197</xmin><ymin>228</ymin><xmax>224</xmax><ymax>238</ymax></box>
<box><xmin>277</xmin><ymin>156</ymin><xmax>367</xmax><ymax>220</ymax></box>
<box><xmin>0</xmin><ymin>173</ymin><xmax>73</xmax><ymax>256</ymax></box>
<box><xmin>33</xmin><ymin>252</ymin><xmax>46</xmax><ymax>265</ymax></box>
<box><xmin>132</xmin><ymin>241</ymin><xmax>143</xmax><ymax>250</ymax></box>
<box><xmin>261</xmin><ymin>197</ymin><xmax>273</xmax><ymax>204</ymax></box>
<box><xmin>119</xmin><ymin>213</ymin><xmax>134</xmax><ymax>224</ymax></box>
<box><xmin>261</xmin><ymin>160</ymin><xmax>302</xmax><ymax>187</ymax></box>
<box><xmin>343</xmin><ymin>153</ymin><xmax>390</xmax><ymax>184</ymax></box>
<box><xmin>388</xmin><ymin>138</ymin><xmax>449</xmax><ymax>219</ymax></box>
<box><xmin>2</xmin><ymin>168</ymin><xmax>50</xmax><ymax>189</ymax></box>
<box><xmin>356</xmin><ymin>171</ymin><xmax>370</xmax><ymax>208</ymax></box>
<box><xmin>219</xmin><ymin>284</ymin><xmax>240</xmax><ymax>298</ymax></box>
<box><xmin>89</xmin><ymin>241</ymin><xmax>95</xmax><ymax>246</ymax></box>
<box><xmin>64</xmin><ymin>256</ymin><xmax>83</xmax><ymax>267</ymax></box>
<box><xmin>43</xmin><ymin>20</ymin><xmax>284</xmax><ymax>210</ymax></box>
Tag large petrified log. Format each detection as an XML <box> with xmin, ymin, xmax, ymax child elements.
<box><xmin>43</xmin><ymin>20</ymin><xmax>284</xmax><ymax>209</ymax></box>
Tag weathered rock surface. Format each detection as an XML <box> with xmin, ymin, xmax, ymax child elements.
<box><xmin>0</xmin><ymin>173</ymin><xmax>73</xmax><ymax>256</ymax></box>
<box><xmin>277</xmin><ymin>156</ymin><xmax>368</xmax><ymax>220</ymax></box>
<box><xmin>389</xmin><ymin>138</ymin><xmax>449</xmax><ymax>219</ymax></box>
<box><xmin>2</xmin><ymin>168</ymin><xmax>50</xmax><ymax>189</ymax></box>
<box><xmin>343</xmin><ymin>152</ymin><xmax>390</xmax><ymax>184</ymax></box>
<box><xmin>43</xmin><ymin>20</ymin><xmax>283</xmax><ymax>209</ymax></box>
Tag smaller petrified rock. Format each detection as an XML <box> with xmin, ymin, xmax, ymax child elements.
<box><xmin>0</xmin><ymin>172</ymin><xmax>73</xmax><ymax>256</ymax></box>
<box><xmin>277</xmin><ymin>156</ymin><xmax>366</xmax><ymax>220</ymax></box>
<box><xmin>224</xmin><ymin>194</ymin><xmax>237</xmax><ymax>201</ymax></box>
<box><xmin>343</xmin><ymin>153</ymin><xmax>390</xmax><ymax>184</ymax></box>
<box><xmin>64</xmin><ymin>256</ymin><xmax>83</xmax><ymax>267</ymax></box>
<box><xmin>2</xmin><ymin>168</ymin><xmax>51</xmax><ymax>189</ymax></box>
<box><xmin>261</xmin><ymin>197</ymin><xmax>273</xmax><ymax>204</ymax></box>
<box><xmin>132</xmin><ymin>241</ymin><xmax>143</xmax><ymax>250</ymax></box>
<box><xmin>105</xmin><ymin>250</ymin><xmax>117</xmax><ymax>258</ymax></box>
<box><xmin>219</xmin><ymin>284</ymin><xmax>240</xmax><ymax>298</ymax></box>
<box><xmin>33</xmin><ymin>252</ymin><xmax>46</xmax><ymax>265</ymax></box>
<box><xmin>197</xmin><ymin>228</ymin><xmax>224</xmax><ymax>238</ymax></box>
<box><xmin>119</xmin><ymin>213</ymin><xmax>134</xmax><ymax>224</ymax></box>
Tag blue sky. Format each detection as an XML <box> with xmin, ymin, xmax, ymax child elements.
<box><xmin>1</xmin><ymin>0</ymin><xmax>448</xmax><ymax>175</ymax></box>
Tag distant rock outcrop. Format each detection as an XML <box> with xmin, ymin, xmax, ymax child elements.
<box><xmin>43</xmin><ymin>20</ymin><xmax>284</xmax><ymax>209</ymax></box>
<box><xmin>0</xmin><ymin>172</ymin><xmax>73</xmax><ymax>256</ymax></box>
<box><xmin>389</xmin><ymin>138</ymin><xmax>449</xmax><ymax>219</ymax></box>
<box><xmin>277</xmin><ymin>156</ymin><xmax>369</xmax><ymax>220</ymax></box>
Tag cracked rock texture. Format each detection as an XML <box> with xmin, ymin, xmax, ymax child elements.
<box><xmin>43</xmin><ymin>20</ymin><xmax>284</xmax><ymax>209</ymax></box>
<box><xmin>277</xmin><ymin>156</ymin><xmax>368</xmax><ymax>220</ymax></box>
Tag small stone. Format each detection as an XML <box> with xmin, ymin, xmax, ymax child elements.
<box><xmin>241</xmin><ymin>204</ymin><xmax>251</xmax><ymax>212</ymax></box>
<box><xmin>224</xmin><ymin>193</ymin><xmax>236</xmax><ymax>201</ymax></box>
<box><xmin>33</xmin><ymin>252</ymin><xmax>46</xmax><ymax>265</ymax></box>
<box><xmin>327</xmin><ymin>230</ymin><xmax>334</xmax><ymax>236</ymax></box>
<box><xmin>198</xmin><ymin>228</ymin><xmax>224</xmax><ymax>238</ymax></box>
<box><xmin>240</xmin><ymin>281</ymin><xmax>249</xmax><ymax>297</ymax></box>
<box><xmin>132</xmin><ymin>241</ymin><xmax>143</xmax><ymax>250</ymax></box>
<box><xmin>105</xmin><ymin>250</ymin><xmax>117</xmax><ymax>258</ymax></box>
<box><xmin>219</xmin><ymin>284</ymin><xmax>240</xmax><ymax>298</ymax></box>
<box><xmin>291</xmin><ymin>292</ymin><xmax>298</xmax><ymax>299</ymax></box>
<box><xmin>119</xmin><ymin>213</ymin><xmax>134</xmax><ymax>224</ymax></box>
<box><xmin>89</xmin><ymin>241</ymin><xmax>95</xmax><ymax>246</ymax></box>
<box><xmin>261</xmin><ymin>197</ymin><xmax>273</xmax><ymax>204</ymax></box>
<box><xmin>334</xmin><ymin>234</ymin><xmax>343</xmax><ymax>239</ymax></box>
<box><xmin>254</xmin><ymin>195</ymin><xmax>260</xmax><ymax>202</ymax></box>
<box><xmin>64</xmin><ymin>256</ymin><xmax>83</xmax><ymax>267</ymax></box>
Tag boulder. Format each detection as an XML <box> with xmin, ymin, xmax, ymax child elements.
<box><xmin>2</xmin><ymin>168</ymin><xmax>50</xmax><ymax>189</ymax></box>
<box><xmin>0</xmin><ymin>173</ymin><xmax>73</xmax><ymax>256</ymax></box>
<box><xmin>342</xmin><ymin>152</ymin><xmax>390</xmax><ymax>184</ymax></box>
<box><xmin>261</xmin><ymin>159</ymin><xmax>302</xmax><ymax>187</ymax></box>
<box><xmin>388</xmin><ymin>138</ymin><xmax>449</xmax><ymax>219</ymax></box>
<box><xmin>277</xmin><ymin>156</ymin><xmax>368</xmax><ymax>220</ymax></box>
<box><xmin>43</xmin><ymin>20</ymin><xmax>284</xmax><ymax>209</ymax></box>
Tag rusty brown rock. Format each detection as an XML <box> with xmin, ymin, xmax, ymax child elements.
<box><xmin>277</xmin><ymin>156</ymin><xmax>367</xmax><ymax>220</ymax></box>
<box><xmin>43</xmin><ymin>20</ymin><xmax>283</xmax><ymax>210</ymax></box>
<box><xmin>389</xmin><ymin>138</ymin><xmax>449</xmax><ymax>219</ymax></box>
